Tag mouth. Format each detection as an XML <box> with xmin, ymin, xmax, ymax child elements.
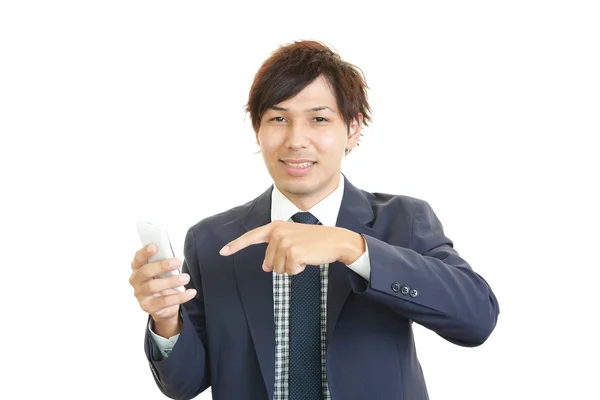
<box><xmin>280</xmin><ymin>160</ymin><xmax>316</xmax><ymax>168</ymax></box>
<box><xmin>279</xmin><ymin>159</ymin><xmax>317</xmax><ymax>176</ymax></box>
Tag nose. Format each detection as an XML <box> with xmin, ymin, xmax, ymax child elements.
<box><xmin>284</xmin><ymin>122</ymin><xmax>310</xmax><ymax>150</ymax></box>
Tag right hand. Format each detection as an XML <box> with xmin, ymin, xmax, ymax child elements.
<box><xmin>129</xmin><ymin>243</ymin><xmax>197</xmax><ymax>322</ymax></box>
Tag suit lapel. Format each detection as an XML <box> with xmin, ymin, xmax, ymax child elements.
<box><xmin>326</xmin><ymin>174</ymin><xmax>379</xmax><ymax>345</ymax></box>
<box><xmin>233</xmin><ymin>186</ymin><xmax>275</xmax><ymax>400</ymax></box>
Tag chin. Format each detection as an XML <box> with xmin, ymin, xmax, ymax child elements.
<box><xmin>277</xmin><ymin>178</ymin><xmax>318</xmax><ymax>196</ymax></box>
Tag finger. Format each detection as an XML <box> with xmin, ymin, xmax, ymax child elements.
<box><xmin>140</xmin><ymin>288</ymin><xmax>197</xmax><ymax>315</ymax></box>
<box><xmin>135</xmin><ymin>273</ymin><xmax>190</xmax><ymax>299</ymax></box>
<box><xmin>263</xmin><ymin>228</ymin><xmax>285</xmax><ymax>272</ymax></box>
<box><xmin>131</xmin><ymin>244</ymin><xmax>157</xmax><ymax>270</ymax></box>
<box><xmin>157</xmin><ymin>288</ymin><xmax>179</xmax><ymax>296</ymax></box>
<box><xmin>220</xmin><ymin>223</ymin><xmax>276</xmax><ymax>256</ymax></box>
<box><xmin>262</xmin><ymin>242</ymin><xmax>274</xmax><ymax>272</ymax></box>
<box><xmin>130</xmin><ymin>258</ymin><xmax>181</xmax><ymax>287</ymax></box>
<box><xmin>286</xmin><ymin>246</ymin><xmax>305</xmax><ymax>275</ymax></box>
<box><xmin>273</xmin><ymin>237</ymin><xmax>291</xmax><ymax>274</ymax></box>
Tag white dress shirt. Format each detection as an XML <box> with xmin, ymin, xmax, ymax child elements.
<box><xmin>148</xmin><ymin>174</ymin><xmax>372</xmax><ymax>398</ymax></box>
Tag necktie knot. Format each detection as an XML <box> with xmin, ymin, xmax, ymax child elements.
<box><xmin>291</xmin><ymin>212</ymin><xmax>320</xmax><ymax>225</ymax></box>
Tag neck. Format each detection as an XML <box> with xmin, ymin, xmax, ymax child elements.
<box><xmin>279</xmin><ymin>174</ymin><xmax>341</xmax><ymax>211</ymax></box>
<box><xmin>287</xmin><ymin>195</ymin><xmax>323</xmax><ymax>211</ymax></box>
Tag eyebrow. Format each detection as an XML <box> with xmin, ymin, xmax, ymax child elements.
<box><xmin>269</xmin><ymin>105</ymin><xmax>335</xmax><ymax>113</ymax></box>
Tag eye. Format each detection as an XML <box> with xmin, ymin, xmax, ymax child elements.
<box><xmin>271</xmin><ymin>116</ymin><xmax>286</xmax><ymax>122</ymax></box>
<box><xmin>313</xmin><ymin>117</ymin><xmax>328</xmax><ymax>123</ymax></box>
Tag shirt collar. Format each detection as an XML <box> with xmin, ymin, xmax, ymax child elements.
<box><xmin>270</xmin><ymin>173</ymin><xmax>344</xmax><ymax>227</ymax></box>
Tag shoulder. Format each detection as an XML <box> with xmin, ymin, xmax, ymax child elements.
<box><xmin>356</xmin><ymin>187</ymin><xmax>448</xmax><ymax>247</ymax></box>
<box><xmin>186</xmin><ymin>197</ymin><xmax>256</xmax><ymax>241</ymax></box>
<box><xmin>360</xmin><ymin>188</ymin><xmax>431</xmax><ymax>216</ymax></box>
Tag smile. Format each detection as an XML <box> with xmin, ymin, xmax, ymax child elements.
<box><xmin>282</xmin><ymin>161</ymin><xmax>315</xmax><ymax>168</ymax></box>
<box><xmin>279</xmin><ymin>160</ymin><xmax>316</xmax><ymax>177</ymax></box>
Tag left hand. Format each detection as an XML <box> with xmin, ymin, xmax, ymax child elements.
<box><xmin>219</xmin><ymin>220</ymin><xmax>362</xmax><ymax>275</ymax></box>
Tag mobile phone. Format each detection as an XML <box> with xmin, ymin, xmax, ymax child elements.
<box><xmin>135</xmin><ymin>220</ymin><xmax>185</xmax><ymax>293</ymax></box>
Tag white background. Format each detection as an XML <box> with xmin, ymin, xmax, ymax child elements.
<box><xmin>1</xmin><ymin>1</ymin><xmax>599</xmax><ymax>399</ymax></box>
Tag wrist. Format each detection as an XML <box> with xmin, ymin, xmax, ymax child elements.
<box><xmin>152</xmin><ymin>313</ymin><xmax>182</xmax><ymax>338</ymax></box>
<box><xmin>337</xmin><ymin>229</ymin><xmax>366</xmax><ymax>265</ymax></box>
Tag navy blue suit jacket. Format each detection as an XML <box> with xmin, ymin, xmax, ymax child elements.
<box><xmin>144</xmin><ymin>176</ymin><xmax>499</xmax><ymax>399</ymax></box>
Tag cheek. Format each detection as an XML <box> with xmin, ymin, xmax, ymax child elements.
<box><xmin>315</xmin><ymin>131</ymin><xmax>346</xmax><ymax>152</ymax></box>
<box><xmin>257</xmin><ymin>134</ymin><xmax>283</xmax><ymax>158</ymax></box>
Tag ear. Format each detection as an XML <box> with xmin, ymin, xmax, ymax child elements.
<box><xmin>346</xmin><ymin>113</ymin><xmax>363</xmax><ymax>152</ymax></box>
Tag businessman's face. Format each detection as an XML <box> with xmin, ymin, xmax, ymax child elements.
<box><xmin>256</xmin><ymin>75</ymin><xmax>362</xmax><ymax>209</ymax></box>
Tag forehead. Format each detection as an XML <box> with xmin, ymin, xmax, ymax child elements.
<box><xmin>274</xmin><ymin>75</ymin><xmax>338</xmax><ymax>111</ymax></box>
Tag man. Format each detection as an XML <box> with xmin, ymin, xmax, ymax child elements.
<box><xmin>129</xmin><ymin>40</ymin><xmax>500</xmax><ymax>400</ymax></box>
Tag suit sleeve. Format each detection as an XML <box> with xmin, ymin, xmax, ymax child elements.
<box><xmin>147</xmin><ymin>319</ymin><xmax>179</xmax><ymax>359</ymax></box>
<box><xmin>144</xmin><ymin>227</ymin><xmax>210</xmax><ymax>400</ymax></box>
<box><xmin>347</xmin><ymin>200</ymin><xmax>500</xmax><ymax>347</ymax></box>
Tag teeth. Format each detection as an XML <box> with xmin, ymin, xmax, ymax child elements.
<box><xmin>284</xmin><ymin>161</ymin><xmax>314</xmax><ymax>168</ymax></box>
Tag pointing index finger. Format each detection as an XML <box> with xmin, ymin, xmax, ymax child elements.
<box><xmin>219</xmin><ymin>224</ymin><xmax>273</xmax><ymax>256</ymax></box>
